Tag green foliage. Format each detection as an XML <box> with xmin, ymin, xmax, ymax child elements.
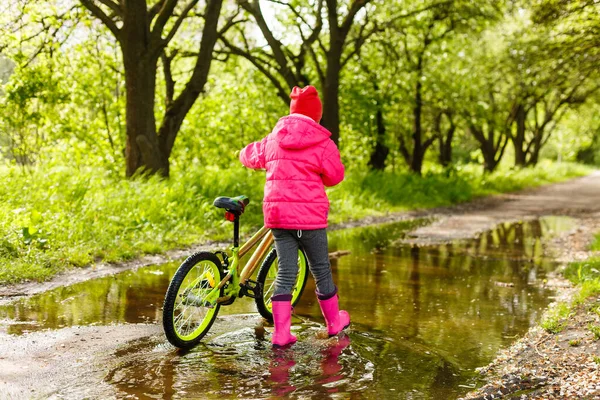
<box><xmin>568</xmin><ymin>339</ymin><xmax>580</xmax><ymax>347</ymax></box>
<box><xmin>541</xmin><ymin>302</ymin><xmax>570</xmax><ymax>334</ymax></box>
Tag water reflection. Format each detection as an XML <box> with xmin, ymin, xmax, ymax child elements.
<box><xmin>269</xmin><ymin>349</ymin><xmax>296</xmax><ymax>397</ymax></box>
<box><xmin>0</xmin><ymin>216</ymin><xmax>576</xmax><ymax>398</ymax></box>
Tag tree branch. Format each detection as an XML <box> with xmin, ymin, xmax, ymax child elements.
<box><xmin>80</xmin><ymin>0</ymin><xmax>121</xmax><ymax>40</ymax></box>
<box><xmin>238</xmin><ymin>0</ymin><xmax>297</xmax><ymax>90</ymax></box>
<box><xmin>97</xmin><ymin>0</ymin><xmax>121</xmax><ymax>16</ymax></box>
<box><xmin>149</xmin><ymin>0</ymin><xmax>166</xmax><ymax>20</ymax></box>
<box><xmin>423</xmin><ymin>134</ymin><xmax>437</xmax><ymax>151</ymax></box>
<box><xmin>398</xmin><ymin>135</ymin><xmax>411</xmax><ymax>164</ymax></box>
<box><xmin>158</xmin><ymin>0</ymin><xmax>224</xmax><ymax>159</ymax></box>
<box><xmin>340</xmin><ymin>0</ymin><xmax>370</xmax><ymax>35</ymax></box>
<box><xmin>151</xmin><ymin>0</ymin><xmax>179</xmax><ymax>43</ymax></box>
<box><xmin>217</xmin><ymin>36</ymin><xmax>289</xmax><ymax>104</ymax></box>
<box><xmin>161</xmin><ymin>50</ymin><xmax>177</xmax><ymax>107</ymax></box>
<box><xmin>160</xmin><ymin>0</ymin><xmax>200</xmax><ymax>49</ymax></box>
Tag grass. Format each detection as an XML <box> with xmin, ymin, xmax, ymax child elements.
<box><xmin>0</xmin><ymin>160</ymin><xmax>591</xmax><ymax>284</ymax></box>
<box><xmin>588</xmin><ymin>324</ymin><xmax>600</xmax><ymax>340</ymax></box>
<box><xmin>563</xmin><ymin>259</ymin><xmax>600</xmax><ymax>304</ymax></box>
<box><xmin>592</xmin><ymin>234</ymin><xmax>600</xmax><ymax>251</ymax></box>
<box><xmin>541</xmin><ymin>302</ymin><xmax>571</xmax><ymax>334</ymax></box>
<box><xmin>548</xmin><ymin>249</ymin><xmax>600</xmax><ymax>338</ymax></box>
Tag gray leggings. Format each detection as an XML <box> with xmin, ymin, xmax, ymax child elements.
<box><xmin>271</xmin><ymin>228</ymin><xmax>336</xmax><ymax>299</ymax></box>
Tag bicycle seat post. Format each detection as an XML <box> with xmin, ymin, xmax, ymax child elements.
<box><xmin>212</xmin><ymin>196</ymin><xmax>249</xmax><ymax>249</ymax></box>
<box><xmin>233</xmin><ymin>214</ymin><xmax>240</xmax><ymax>248</ymax></box>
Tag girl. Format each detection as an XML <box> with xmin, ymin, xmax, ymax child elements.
<box><xmin>239</xmin><ymin>85</ymin><xmax>350</xmax><ymax>347</ymax></box>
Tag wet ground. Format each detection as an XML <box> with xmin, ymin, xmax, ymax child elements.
<box><xmin>0</xmin><ymin>216</ymin><xmax>577</xmax><ymax>399</ymax></box>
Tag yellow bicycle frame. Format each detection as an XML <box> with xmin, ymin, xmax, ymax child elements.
<box><xmin>204</xmin><ymin>226</ymin><xmax>274</xmax><ymax>304</ymax></box>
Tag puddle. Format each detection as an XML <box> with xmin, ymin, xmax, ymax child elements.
<box><xmin>0</xmin><ymin>216</ymin><xmax>576</xmax><ymax>398</ymax></box>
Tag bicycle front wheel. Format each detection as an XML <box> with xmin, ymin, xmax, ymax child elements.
<box><xmin>162</xmin><ymin>252</ymin><xmax>224</xmax><ymax>349</ymax></box>
<box><xmin>255</xmin><ymin>248</ymin><xmax>308</xmax><ymax>321</ymax></box>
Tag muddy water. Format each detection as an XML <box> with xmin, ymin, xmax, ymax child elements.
<box><xmin>0</xmin><ymin>217</ymin><xmax>575</xmax><ymax>398</ymax></box>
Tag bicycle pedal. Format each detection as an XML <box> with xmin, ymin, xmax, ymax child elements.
<box><xmin>239</xmin><ymin>279</ymin><xmax>262</xmax><ymax>299</ymax></box>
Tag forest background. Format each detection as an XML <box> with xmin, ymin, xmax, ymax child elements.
<box><xmin>0</xmin><ymin>0</ymin><xmax>598</xmax><ymax>284</ymax></box>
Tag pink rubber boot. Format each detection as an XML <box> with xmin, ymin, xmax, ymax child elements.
<box><xmin>271</xmin><ymin>300</ymin><xmax>297</xmax><ymax>347</ymax></box>
<box><xmin>317</xmin><ymin>290</ymin><xmax>350</xmax><ymax>337</ymax></box>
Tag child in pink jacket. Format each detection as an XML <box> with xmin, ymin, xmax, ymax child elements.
<box><xmin>239</xmin><ymin>85</ymin><xmax>350</xmax><ymax>347</ymax></box>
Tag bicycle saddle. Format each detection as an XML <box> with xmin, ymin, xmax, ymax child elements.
<box><xmin>213</xmin><ymin>195</ymin><xmax>250</xmax><ymax>215</ymax></box>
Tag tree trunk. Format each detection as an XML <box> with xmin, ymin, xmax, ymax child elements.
<box><xmin>368</xmin><ymin>108</ymin><xmax>389</xmax><ymax>170</ymax></box>
<box><xmin>321</xmin><ymin>46</ymin><xmax>342</xmax><ymax>145</ymax></box>
<box><xmin>513</xmin><ymin>103</ymin><xmax>527</xmax><ymax>167</ymax></box>
<box><xmin>120</xmin><ymin>1</ymin><xmax>167</xmax><ymax>177</ymax></box>
<box><xmin>411</xmin><ymin>76</ymin><xmax>424</xmax><ymax>175</ymax></box>
<box><xmin>481</xmin><ymin>141</ymin><xmax>499</xmax><ymax>172</ymax></box>
<box><xmin>436</xmin><ymin>112</ymin><xmax>455</xmax><ymax>168</ymax></box>
<box><xmin>123</xmin><ymin>57</ymin><xmax>166</xmax><ymax>177</ymax></box>
<box><xmin>438</xmin><ymin>136</ymin><xmax>452</xmax><ymax>167</ymax></box>
<box><xmin>527</xmin><ymin>131</ymin><xmax>543</xmax><ymax>166</ymax></box>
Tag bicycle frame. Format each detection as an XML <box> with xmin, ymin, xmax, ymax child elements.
<box><xmin>203</xmin><ymin>223</ymin><xmax>274</xmax><ymax>305</ymax></box>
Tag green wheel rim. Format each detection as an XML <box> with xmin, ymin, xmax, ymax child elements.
<box><xmin>263</xmin><ymin>250</ymin><xmax>307</xmax><ymax>312</ymax></box>
<box><xmin>172</xmin><ymin>259</ymin><xmax>220</xmax><ymax>341</ymax></box>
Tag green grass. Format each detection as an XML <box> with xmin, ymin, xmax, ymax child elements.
<box><xmin>563</xmin><ymin>259</ymin><xmax>600</xmax><ymax>304</ymax></box>
<box><xmin>542</xmin><ymin>260</ymin><xmax>600</xmax><ymax>335</ymax></box>
<box><xmin>589</xmin><ymin>324</ymin><xmax>600</xmax><ymax>340</ymax></box>
<box><xmin>0</xmin><ymin>160</ymin><xmax>591</xmax><ymax>284</ymax></box>
<box><xmin>541</xmin><ymin>302</ymin><xmax>571</xmax><ymax>334</ymax></box>
<box><xmin>592</xmin><ymin>234</ymin><xmax>600</xmax><ymax>251</ymax></box>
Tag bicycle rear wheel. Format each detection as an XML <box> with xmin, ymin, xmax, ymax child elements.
<box><xmin>162</xmin><ymin>252</ymin><xmax>224</xmax><ymax>349</ymax></box>
<box><xmin>255</xmin><ymin>248</ymin><xmax>308</xmax><ymax>321</ymax></box>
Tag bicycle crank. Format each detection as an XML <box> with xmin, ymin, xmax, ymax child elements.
<box><xmin>239</xmin><ymin>279</ymin><xmax>263</xmax><ymax>299</ymax></box>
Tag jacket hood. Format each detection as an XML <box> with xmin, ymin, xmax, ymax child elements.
<box><xmin>273</xmin><ymin>115</ymin><xmax>331</xmax><ymax>150</ymax></box>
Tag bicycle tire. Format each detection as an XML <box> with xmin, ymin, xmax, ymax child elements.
<box><xmin>162</xmin><ymin>252</ymin><xmax>224</xmax><ymax>349</ymax></box>
<box><xmin>255</xmin><ymin>248</ymin><xmax>308</xmax><ymax>321</ymax></box>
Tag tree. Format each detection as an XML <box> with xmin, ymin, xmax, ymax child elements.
<box><xmin>434</xmin><ymin>109</ymin><xmax>456</xmax><ymax>168</ymax></box>
<box><xmin>221</xmin><ymin>0</ymin><xmax>379</xmax><ymax>145</ymax></box>
<box><xmin>532</xmin><ymin>0</ymin><xmax>600</xmax><ymax>73</ymax></box>
<box><xmin>387</xmin><ymin>1</ymin><xmax>499</xmax><ymax>174</ymax></box>
<box><xmin>79</xmin><ymin>0</ymin><xmax>224</xmax><ymax>177</ymax></box>
<box><xmin>503</xmin><ymin>24</ymin><xmax>598</xmax><ymax>167</ymax></box>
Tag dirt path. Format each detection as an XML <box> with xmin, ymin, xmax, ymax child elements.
<box><xmin>1</xmin><ymin>171</ymin><xmax>600</xmax><ymax>399</ymax></box>
<box><xmin>407</xmin><ymin>170</ymin><xmax>600</xmax><ymax>244</ymax></box>
<box><xmin>0</xmin><ymin>324</ymin><xmax>161</xmax><ymax>399</ymax></box>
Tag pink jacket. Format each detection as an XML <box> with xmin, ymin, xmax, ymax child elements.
<box><xmin>239</xmin><ymin>114</ymin><xmax>345</xmax><ymax>230</ymax></box>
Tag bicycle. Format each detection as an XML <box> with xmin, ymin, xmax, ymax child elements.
<box><xmin>162</xmin><ymin>195</ymin><xmax>309</xmax><ymax>349</ymax></box>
